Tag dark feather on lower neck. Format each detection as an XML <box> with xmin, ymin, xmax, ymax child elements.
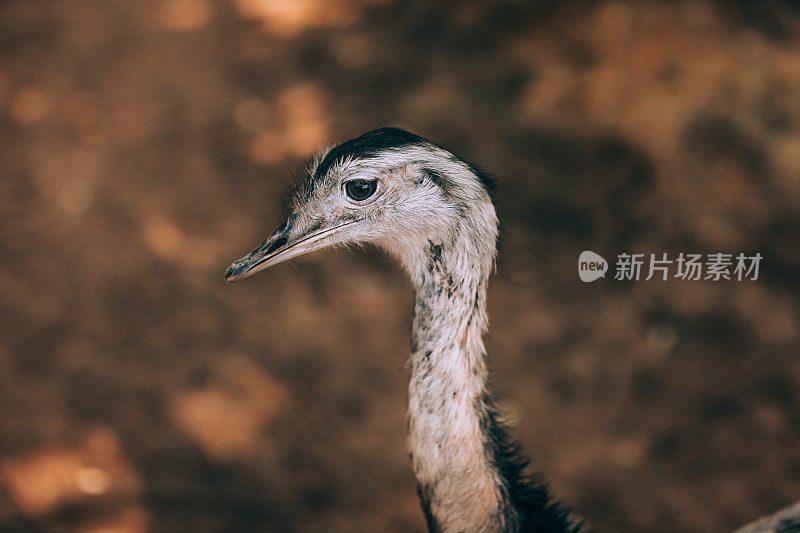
<box><xmin>479</xmin><ymin>393</ymin><xmax>580</xmax><ymax>532</ymax></box>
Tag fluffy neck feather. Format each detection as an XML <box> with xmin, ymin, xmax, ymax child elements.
<box><xmin>403</xmin><ymin>201</ymin><xmax>576</xmax><ymax>533</ymax></box>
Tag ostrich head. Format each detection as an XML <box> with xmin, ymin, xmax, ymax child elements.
<box><xmin>225</xmin><ymin>127</ymin><xmax>498</xmax><ymax>283</ymax></box>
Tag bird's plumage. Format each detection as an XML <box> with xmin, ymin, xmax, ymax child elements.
<box><xmin>227</xmin><ymin>127</ymin><xmax>575</xmax><ymax>532</ymax></box>
<box><xmin>226</xmin><ymin>127</ymin><xmax>795</xmax><ymax>533</ymax></box>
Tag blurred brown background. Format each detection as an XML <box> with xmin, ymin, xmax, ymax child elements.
<box><xmin>1</xmin><ymin>1</ymin><xmax>799</xmax><ymax>532</ymax></box>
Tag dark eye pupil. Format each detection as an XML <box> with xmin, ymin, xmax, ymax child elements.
<box><xmin>346</xmin><ymin>179</ymin><xmax>377</xmax><ymax>201</ymax></box>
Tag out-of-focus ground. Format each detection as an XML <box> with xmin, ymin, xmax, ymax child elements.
<box><xmin>1</xmin><ymin>1</ymin><xmax>799</xmax><ymax>531</ymax></box>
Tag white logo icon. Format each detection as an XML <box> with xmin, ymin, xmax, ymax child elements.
<box><xmin>578</xmin><ymin>251</ymin><xmax>608</xmax><ymax>282</ymax></box>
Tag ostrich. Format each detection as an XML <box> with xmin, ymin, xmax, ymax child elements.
<box><xmin>226</xmin><ymin>128</ymin><xmax>798</xmax><ymax>533</ymax></box>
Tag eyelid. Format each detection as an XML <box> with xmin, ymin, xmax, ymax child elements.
<box><xmin>342</xmin><ymin>177</ymin><xmax>379</xmax><ymax>191</ymax></box>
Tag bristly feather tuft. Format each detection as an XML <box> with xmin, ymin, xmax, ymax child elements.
<box><xmin>302</xmin><ymin>127</ymin><xmax>497</xmax><ymax>197</ymax></box>
<box><xmin>464</xmin><ymin>160</ymin><xmax>498</xmax><ymax>195</ymax></box>
<box><xmin>480</xmin><ymin>393</ymin><xmax>582</xmax><ymax>533</ymax></box>
<box><xmin>313</xmin><ymin>127</ymin><xmax>426</xmax><ymax>180</ymax></box>
<box><xmin>281</xmin><ymin>149</ymin><xmax>329</xmax><ymax>214</ymax></box>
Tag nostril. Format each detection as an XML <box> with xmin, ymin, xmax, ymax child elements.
<box><xmin>265</xmin><ymin>237</ymin><xmax>288</xmax><ymax>255</ymax></box>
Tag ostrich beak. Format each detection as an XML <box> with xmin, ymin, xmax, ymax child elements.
<box><xmin>225</xmin><ymin>219</ymin><xmax>357</xmax><ymax>282</ymax></box>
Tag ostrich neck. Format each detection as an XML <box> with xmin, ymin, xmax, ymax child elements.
<box><xmin>407</xmin><ymin>231</ymin><xmax>506</xmax><ymax>532</ymax></box>
<box><xmin>405</xmin><ymin>224</ymin><xmax>574</xmax><ymax>533</ymax></box>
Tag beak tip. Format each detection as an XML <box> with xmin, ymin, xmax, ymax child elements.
<box><xmin>225</xmin><ymin>263</ymin><xmax>245</xmax><ymax>282</ymax></box>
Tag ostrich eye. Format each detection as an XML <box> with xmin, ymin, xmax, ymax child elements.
<box><xmin>345</xmin><ymin>179</ymin><xmax>377</xmax><ymax>201</ymax></box>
